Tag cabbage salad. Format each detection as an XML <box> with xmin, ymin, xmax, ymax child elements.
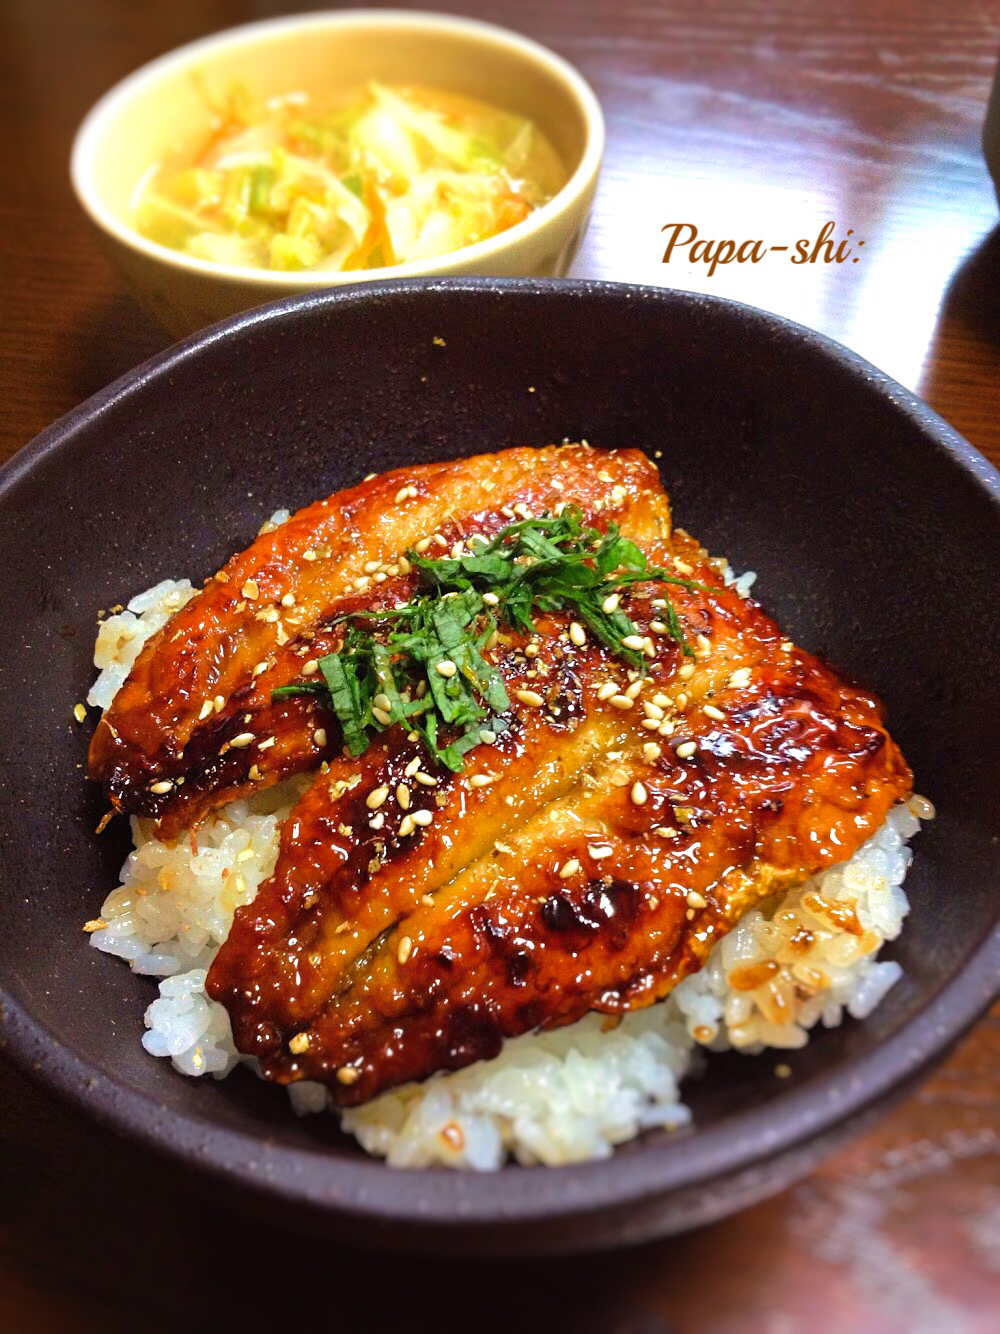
<box><xmin>137</xmin><ymin>81</ymin><xmax>566</xmax><ymax>272</ymax></box>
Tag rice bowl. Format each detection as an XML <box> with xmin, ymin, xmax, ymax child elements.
<box><xmin>2</xmin><ymin>276</ymin><xmax>995</xmax><ymax>1252</ymax></box>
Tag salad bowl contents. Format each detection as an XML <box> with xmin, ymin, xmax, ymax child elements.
<box><xmin>70</xmin><ymin>12</ymin><xmax>603</xmax><ymax>333</ymax></box>
<box><xmin>138</xmin><ymin>81</ymin><xmax>566</xmax><ymax>273</ymax></box>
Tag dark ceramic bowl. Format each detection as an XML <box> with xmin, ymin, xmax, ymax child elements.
<box><xmin>1</xmin><ymin>279</ymin><xmax>997</xmax><ymax>1256</ymax></box>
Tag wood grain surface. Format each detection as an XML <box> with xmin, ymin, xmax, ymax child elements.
<box><xmin>1</xmin><ymin>2</ymin><xmax>997</xmax><ymax>1331</ymax></box>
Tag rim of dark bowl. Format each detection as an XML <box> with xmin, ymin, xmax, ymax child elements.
<box><xmin>1</xmin><ymin>276</ymin><xmax>998</xmax><ymax>1232</ymax></box>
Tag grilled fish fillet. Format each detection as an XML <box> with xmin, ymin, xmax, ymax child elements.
<box><xmin>88</xmin><ymin>445</ymin><xmax>667</xmax><ymax>838</ymax></box>
<box><xmin>205</xmin><ymin>513</ymin><xmax>911</xmax><ymax>1104</ymax></box>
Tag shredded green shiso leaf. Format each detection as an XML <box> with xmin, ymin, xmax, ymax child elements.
<box><xmin>272</xmin><ymin>508</ymin><xmax>708</xmax><ymax>772</ymax></box>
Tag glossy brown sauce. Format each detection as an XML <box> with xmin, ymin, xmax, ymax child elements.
<box><xmin>89</xmin><ymin>446</ymin><xmax>911</xmax><ymax>1104</ymax></box>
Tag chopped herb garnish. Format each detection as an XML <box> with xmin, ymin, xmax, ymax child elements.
<box><xmin>272</xmin><ymin>507</ymin><xmax>708</xmax><ymax>771</ymax></box>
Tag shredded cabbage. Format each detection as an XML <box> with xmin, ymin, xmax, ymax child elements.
<box><xmin>137</xmin><ymin>82</ymin><xmax>564</xmax><ymax>272</ymax></box>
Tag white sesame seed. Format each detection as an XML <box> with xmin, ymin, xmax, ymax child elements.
<box><xmin>515</xmin><ymin>689</ymin><xmax>545</xmax><ymax>708</ymax></box>
<box><xmin>601</xmin><ymin>593</ymin><xmax>620</xmax><ymax>614</ymax></box>
<box><xmin>609</xmin><ymin>694</ymin><xmax>634</xmax><ymax>710</ymax></box>
<box><xmin>397</xmin><ymin>936</ymin><xmax>413</xmax><ymax>964</ymax></box>
<box><xmin>558</xmin><ymin>858</ymin><xmax>581</xmax><ymax>879</ymax></box>
<box><xmin>366</xmin><ymin>786</ymin><xmax>389</xmax><ymax>810</ymax></box>
<box><xmin>411</xmin><ymin>809</ymin><xmax>433</xmax><ymax>827</ymax></box>
<box><xmin>435</xmin><ymin>660</ymin><xmax>457</xmax><ymax>678</ymax></box>
<box><xmin>569</xmin><ymin>622</ymin><xmax>587</xmax><ymax>647</ymax></box>
<box><xmin>676</xmin><ymin>740</ymin><xmax>698</xmax><ymax>759</ymax></box>
<box><xmin>149</xmin><ymin>779</ymin><xmax>174</xmax><ymax>794</ymax></box>
<box><xmin>643</xmin><ymin>742</ymin><xmax>662</xmax><ymax>762</ymax></box>
<box><xmin>230</xmin><ymin>732</ymin><xmax>256</xmax><ymax>749</ymax></box>
<box><xmin>630</xmin><ymin>781</ymin><xmax>649</xmax><ymax>806</ymax></box>
<box><xmin>703</xmin><ymin>704</ymin><xmax>725</xmax><ymax>722</ymax></box>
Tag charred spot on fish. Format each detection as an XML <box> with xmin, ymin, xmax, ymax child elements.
<box><xmin>442</xmin><ymin>1005</ymin><xmax>503</xmax><ymax>1069</ymax></box>
<box><xmin>583</xmin><ymin>878</ymin><xmax>641</xmax><ymax>929</ymax></box>
<box><xmin>588</xmin><ymin>878</ymin><xmax>641</xmax><ymax>950</ymax></box>
<box><xmin>506</xmin><ymin>948</ymin><xmax>534</xmax><ymax>987</ymax></box>
<box><xmin>541</xmin><ymin>893</ymin><xmax>579</xmax><ymax>932</ymax></box>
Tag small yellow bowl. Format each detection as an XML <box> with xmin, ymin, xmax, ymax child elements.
<box><xmin>70</xmin><ymin>9</ymin><xmax>605</xmax><ymax>337</ymax></box>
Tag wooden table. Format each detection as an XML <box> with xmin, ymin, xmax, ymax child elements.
<box><xmin>2</xmin><ymin>2</ymin><xmax>998</xmax><ymax>1329</ymax></box>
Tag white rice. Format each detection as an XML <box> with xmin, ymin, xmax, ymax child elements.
<box><xmin>87</xmin><ymin>575</ymin><xmax>930</xmax><ymax>1170</ymax></box>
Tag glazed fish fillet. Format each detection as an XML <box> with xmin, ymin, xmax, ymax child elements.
<box><xmin>88</xmin><ymin>445</ymin><xmax>666</xmax><ymax>837</ymax></box>
<box><xmin>205</xmin><ymin>512</ymin><xmax>911</xmax><ymax>1104</ymax></box>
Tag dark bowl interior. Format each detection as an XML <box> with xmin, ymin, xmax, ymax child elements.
<box><xmin>0</xmin><ymin>278</ymin><xmax>997</xmax><ymax>1255</ymax></box>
